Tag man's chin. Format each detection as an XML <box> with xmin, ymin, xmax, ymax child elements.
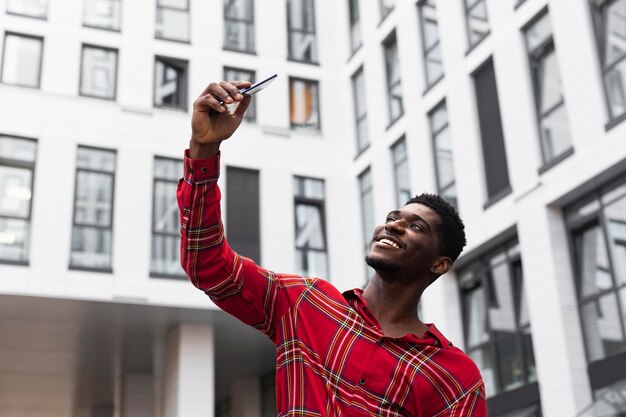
<box><xmin>365</xmin><ymin>254</ymin><xmax>400</xmax><ymax>272</ymax></box>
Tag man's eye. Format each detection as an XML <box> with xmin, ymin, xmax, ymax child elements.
<box><xmin>411</xmin><ymin>224</ymin><xmax>422</xmax><ymax>231</ymax></box>
<box><xmin>386</xmin><ymin>217</ymin><xmax>395</xmax><ymax>223</ymax></box>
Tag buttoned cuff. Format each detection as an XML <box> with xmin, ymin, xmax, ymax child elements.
<box><xmin>183</xmin><ymin>149</ymin><xmax>220</xmax><ymax>183</ymax></box>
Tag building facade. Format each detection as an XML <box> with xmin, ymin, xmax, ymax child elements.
<box><xmin>0</xmin><ymin>0</ymin><xmax>625</xmax><ymax>416</ymax></box>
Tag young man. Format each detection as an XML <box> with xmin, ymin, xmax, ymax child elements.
<box><xmin>178</xmin><ymin>81</ymin><xmax>486</xmax><ymax>416</ymax></box>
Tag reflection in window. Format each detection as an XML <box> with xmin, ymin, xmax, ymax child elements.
<box><xmin>289</xmin><ymin>78</ymin><xmax>320</xmax><ymax>131</ymax></box>
<box><xmin>6</xmin><ymin>0</ymin><xmax>47</xmax><ymax>18</ymax></box>
<box><xmin>156</xmin><ymin>0</ymin><xmax>189</xmax><ymax>42</ymax></box>
<box><xmin>80</xmin><ymin>45</ymin><xmax>117</xmax><ymax>99</ymax></box>
<box><xmin>83</xmin><ymin>0</ymin><xmax>121</xmax><ymax>30</ymax></box>
<box><xmin>464</xmin><ymin>0</ymin><xmax>489</xmax><ymax>48</ymax></box>
<box><xmin>351</xmin><ymin>67</ymin><xmax>368</xmax><ymax>154</ymax></box>
<box><xmin>1</xmin><ymin>33</ymin><xmax>43</xmax><ymax>88</ymax></box>
<box><xmin>287</xmin><ymin>0</ymin><xmax>317</xmax><ymax>63</ymax></box>
<box><xmin>224</xmin><ymin>0</ymin><xmax>254</xmax><ymax>52</ymax></box>
<box><xmin>0</xmin><ymin>136</ymin><xmax>36</xmax><ymax>263</ymax></box>
<box><xmin>459</xmin><ymin>240</ymin><xmax>538</xmax><ymax>398</ymax></box>
<box><xmin>391</xmin><ymin>137</ymin><xmax>410</xmax><ymax>208</ymax></box>
<box><xmin>224</xmin><ymin>67</ymin><xmax>255</xmax><ymax>122</ymax></box>
<box><xmin>383</xmin><ymin>32</ymin><xmax>403</xmax><ymax>124</ymax></box>
<box><xmin>294</xmin><ymin>177</ymin><xmax>327</xmax><ymax>278</ymax></box>
<box><xmin>429</xmin><ymin>101</ymin><xmax>457</xmax><ymax>208</ymax></box>
<box><xmin>154</xmin><ymin>57</ymin><xmax>187</xmax><ymax>110</ymax></box>
<box><xmin>418</xmin><ymin>0</ymin><xmax>443</xmax><ymax>88</ymax></box>
<box><xmin>70</xmin><ymin>147</ymin><xmax>116</xmax><ymax>270</ymax></box>
<box><xmin>151</xmin><ymin>157</ymin><xmax>184</xmax><ymax>277</ymax></box>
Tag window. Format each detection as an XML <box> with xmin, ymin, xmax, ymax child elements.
<box><xmin>459</xmin><ymin>239</ymin><xmax>539</xmax><ymax>400</ymax></box>
<box><xmin>566</xmin><ymin>176</ymin><xmax>626</xmax><ymax>376</ymax></box>
<box><xmin>224</xmin><ymin>0</ymin><xmax>255</xmax><ymax>52</ymax></box>
<box><xmin>524</xmin><ymin>11</ymin><xmax>573</xmax><ymax>167</ymax></box>
<box><xmin>83</xmin><ymin>0</ymin><xmax>121</xmax><ymax>30</ymax></box>
<box><xmin>289</xmin><ymin>77</ymin><xmax>320</xmax><ymax>131</ymax></box>
<box><xmin>287</xmin><ymin>0</ymin><xmax>317</xmax><ymax>63</ymax></box>
<box><xmin>429</xmin><ymin>101</ymin><xmax>457</xmax><ymax>208</ymax></box>
<box><xmin>6</xmin><ymin>0</ymin><xmax>47</xmax><ymax>18</ymax></box>
<box><xmin>391</xmin><ymin>137</ymin><xmax>410</xmax><ymax>208</ymax></box>
<box><xmin>419</xmin><ymin>0</ymin><xmax>444</xmax><ymax>88</ymax></box>
<box><xmin>294</xmin><ymin>176</ymin><xmax>328</xmax><ymax>278</ymax></box>
<box><xmin>224</xmin><ymin>67</ymin><xmax>256</xmax><ymax>122</ymax></box>
<box><xmin>80</xmin><ymin>45</ymin><xmax>117</xmax><ymax>99</ymax></box>
<box><xmin>154</xmin><ymin>56</ymin><xmax>188</xmax><ymax>110</ymax></box>
<box><xmin>226</xmin><ymin>167</ymin><xmax>261</xmax><ymax>262</ymax></box>
<box><xmin>151</xmin><ymin>157</ymin><xmax>184</xmax><ymax>278</ymax></box>
<box><xmin>348</xmin><ymin>0</ymin><xmax>362</xmax><ymax>53</ymax></box>
<box><xmin>351</xmin><ymin>67</ymin><xmax>368</xmax><ymax>154</ymax></box>
<box><xmin>1</xmin><ymin>33</ymin><xmax>43</xmax><ymax>88</ymax></box>
<box><xmin>156</xmin><ymin>0</ymin><xmax>189</xmax><ymax>42</ymax></box>
<box><xmin>380</xmin><ymin>0</ymin><xmax>394</xmax><ymax>21</ymax></box>
<box><xmin>359</xmin><ymin>168</ymin><xmax>375</xmax><ymax>279</ymax></box>
<box><xmin>0</xmin><ymin>136</ymin><xmax>36</xmax><ymax>264</ymax></box>
<box><xmin>592</xmin><ymin>0</ymin><xmax>626</xmax><ymax>123</ymax></box>
<box><xmin>383</xmin><ymin>32</ymin><xmax>403</xmax><ymax>124</ymax></box>
<box><xmin>464</xmin><ymin>0</ymin><xmax>490</xmax><ymax>49</ymax></box>
<box><xmin>473</xmin><ymin>59</ymin><xmax>511</xmax><ymax>204</ymax></box>
<box><xmin>70</xmin><ymin>146</ymin><xmax>116</xmax><ymax>271</ymax></box>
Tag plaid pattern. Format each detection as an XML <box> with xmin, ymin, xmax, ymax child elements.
<box><xmin>178</xmin><ymin>151</ymin><xmax>486</xmax><ymax>417</ymax></box>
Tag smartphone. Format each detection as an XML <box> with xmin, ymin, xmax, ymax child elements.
<box><xmin>239</xmin><ymin>74</ymin><xmax>277</xmax><ymax>96</ymax></box>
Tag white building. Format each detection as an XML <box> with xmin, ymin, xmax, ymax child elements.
<box><xmin>0</xmin><ymin>0</ymin><xmax>625</xmax><ymax>416</ymax></box>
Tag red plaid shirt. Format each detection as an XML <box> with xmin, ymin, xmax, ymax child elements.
<box><xmin>178</xmin><ymin>152</ymin><xmax>487</xmax><ymax>417</ymax></box>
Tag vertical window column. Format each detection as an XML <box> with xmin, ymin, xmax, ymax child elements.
<box><xmin>224</xmin><ymin>67</ymin><xmax>256</xmax><ymax>122</ymax></box>
<box><xmin>156</xmin><ymin>0</ymin><xmax>190</xmax><ymax>42</ymax></box>
<box><xmin>351</xmin><ymin>67</ymin><xmax>368</xmax><ymax>154</ymax></box>
<box><xmin>287</xmin><ymin>0</ymin><xmax>318</xmax><ymax>63</ymax></box>
<box><xmin>223</xmin><ymin>0</ymin><xmax>255</xmax><ymax>53</ymax></box>
<box><xmin>419</xmin><ymin>0</ymin><xmax>444</xmax><ymax>88</ymax></box>
<box><xmin>0</xmin><ymin>136</ymin><xmax>37</xmax><ymax>264</ymax></box>
<box><xmin>293</xmin><ymin>176</ymin><xmax>328</xmax><ymax>278</ymax></box>
<box><xmin>154</xmin><ymin>56</ymin><xmax>188</xmax><ymax>110</ymax></box>
<box><xmin>391</xmin><ymin>137</ymin><xmax>410</xmax><ymax>208</ymax></box>
<box><xmin>289</xmin><ymin>77</ymin><xmax>320</xmax><ymax>131</ymax></box>
<box><xmin>70</xmin><ymin>146</ymin><xmax>116</xmax><ymax>271</ymax></box>
<box><xmin>83</xmin><ymin>0</ymin><xmax>121</xmax><ymax>30</ymax></box>
<box><xmin>429</xmin><ymin>101</ymin><xmax>457</xmax><ymax>208</ymax></box>
<box><xmin>383</xmin><ymin>32</ymin><xmax>403</xmax><ymax>125</ymax></box>
<box><xmin>1</xmin><ymin>33</ymin><xmax>43</xmax><ymax>88</ymax></box>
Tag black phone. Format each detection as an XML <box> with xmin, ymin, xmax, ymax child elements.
<box><xmin>238</xmin><ymin>74</ymin><xmax>277</xmax><ymax>96</ymax></box>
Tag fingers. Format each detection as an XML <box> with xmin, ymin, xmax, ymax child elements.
<box><xmin>195</xmin><ymin>81</ymin><xmax>252</xmax><ymax>113</ymax></box>
<box><xmin>233</xmin><ymin>95</ymin><xmax>252</xmax><ymax>118</ymax></box>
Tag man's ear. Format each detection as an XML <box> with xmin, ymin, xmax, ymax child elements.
<box><xmin>430</xmin><ymin>256</ymin><xmax>452</xmax><ymax>277</ymax></box>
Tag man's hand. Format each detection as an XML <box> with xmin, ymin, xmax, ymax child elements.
<box><xmin>190</xmin><ymin>81</ymin><xmax>252</xmax><ymax>158</ymax></box>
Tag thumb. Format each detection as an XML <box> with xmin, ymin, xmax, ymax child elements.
<box><xmin>234</xmin><ymin>95</ymin><xmax>252</xmax><ymax>119</ymax></box>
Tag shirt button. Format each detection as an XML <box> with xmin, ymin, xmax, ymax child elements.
<box><xmin>359</xmin><ymin>378</ymin><xmax>366</xmax><ymax>385</ymax></box>
<box><xmin>201</xmin><ymin>167</ymin><xmax>208</xmax><ymax>173</ymax></box>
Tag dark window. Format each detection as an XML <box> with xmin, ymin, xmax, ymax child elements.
<box><xmin>83</xmin><ymin>0</ymin><xmax>121</xmax><ymax>31</ymax></box>
<box><xmin>80</xmin><ymin>44</ymin><xmax>118</xmax><ymax>99</ymax></box>
<box><xmin>226</xmin><ymin>166</ymin><xmax>260</xmax><ymax>262</ymax></box>
<box><xmin>70</xmin><ymin>146</ymin><xmax>116</xmax><ymax>271</ymax></box>
<box><xmin>352</xmin><ymin>67</ymin><xmax>368</xmax><ymax>154</ymax></box>
<box><xmin>383</xmin><ymin>32</ymin><xmax>403</xmax><ymax>124</ymax></box>
<box><xmin>289</xmin><ymin>77</ymin><xmax>320</xmax><ymax>131</ymax></box>
<box><xmin>6</xmin><ymin>0</ymin><xmax>47</xmax><ymax>18</ymax></box>
<box><xmin>391</xmin><ymin>137</ymin><xmax>411</xmax><ymax>208</ymax></box>
<box><xmin>287</xmin><ymin>0</ymin><xmax>317</xmax><ymax>63</ymax></box>
<box><xmin>418</xmin><ymin>0</ymin><xmax>444</xmax><ymax>88</ymax></box>
<box><xmin>473</xmin><ymin>58</ymin><xmax>511</xmax><ymax>203</ymax></box>
<box><xmin>464</xmin><ymin>0</ymin><xmax>490</xmax><ymax>49</ymax></box>
<box><xmin>224</xmin><ymin>66</ymin><xmax>256</xmax><ymax>122</ymax></box>
<box><xmin>154</xmin><ymin>56</ymin><xmax>188</xmax><ymax>110</ymax></box>
<box><xmin>349</xmin><ymin>0</ymin><xmax>362</xmax><ymax>53</ymax></box>
<box><xmin>1</xmin><ymin>32</ymin><xmax>43</xmax><ymax>88</ymax></box>
<box><xmin>0</xmin><ymin>135</ymin><xmax>37</xmax><ymax>264</ymax></box>
<box><xmin>151</xmin><ymin>157</ymin><xmax>184</xmax><ymax>278</ymax></box>
<box><xmin>223</xmin><ymin>0</ymin><xmax>255</xmax><ymax>53</ymax></box>
<box><xmin>429</xmin><ymin>100</ymin><xmax>457</xmax><ymax>208</ymax></box>
<box><xmin>156</xmin><ymin>0</ymin><xmax>189</xmax><ymax>42</ymax></box>
<box><xmin>294</xmin><ymin>176</ymin><xmax>328</xmax><ymax>278</ymax></box>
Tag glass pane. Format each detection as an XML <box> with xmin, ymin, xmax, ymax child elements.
<box><xmin>156</xmin><ymin>8</ymin><xmax>189</xmax><ymax>42</ymax></box>
<box><xmin>467</xmin><ymin>0</ymin><xmax>489</xmax><ymax>46</ymax></box>
<box><xmin>0</xmin><ymin>137</ymin><xmax>36</xmax><ymax>162</ymax></box>
<box><xmin>77</xmin><ymin>147</ymin><xmax>115</xmax><ymax>171</ymax></box>
<box><xmin>385</xmin><ymin>38</ymin><xmax>400</xmax><ymax>85</ymax></box>
<box><xmin>605</xmin><ymin>57</ymin><xmax>626</xmax><ymax>122</ymax></box>
<box><xmin>426</xmin><ymin>44</ymin><xmax>444</xmax><ymax>86</ymax></box>
<box><xmin>70</xmin><ymin>226</ymin><xmax>112</xmax><ymax>269</ymax></box>
<box><xmin>489</xmin><ymin>262</ymin><xmax>517</xmax><ymax>337</ymax></box>
<box><xmin>80</xmin><ymin>47</ymin><xmax>117</xmax><ymax>99</ymax></box>
<box><xmin>75</xmin><ymin>172</ymin><xmax>113</xmax><ymax>227</ymax></box>
<box><xmin>224</xmin><ymin>0</ymin><xmax>253</xmax><ymax>20</ymax></box>
<box><xmin>392</xmin><ymin>140</ymin><xmax>410</xmax><ymax>208</ymax></box>
<box><xmin>353</xmin><ymin>70</ymin><xmax>367</xmax><ymax>118</ymax></box>
<box><xmin>469</xmin><ymin>347</ymin><xmax>496</xmax><ymax>397</ymax></box>
<box><xmin>537</xmin><ymin>50</ymin><xmax>564</xmax><ymax>113</ymax></box>
<box><xmin>83</xmin><ymin>0</ymin><xmax>121</xmax><ymax>30</ymax></box>
<box><xmin>224</xmin><ymin>21</ymin><xmax>255</xmax><ymax>52</ymax></box>
<box><xmin>288</xmin><ymin>32</ymin><xmax>317</xmax><ymax>62</ymax></box>
<box><xmin>581</xmin><ymin>295</ymin><xmax>626</xmax><ymax>361</ymax></box>
<box><xmin>464</xmin><ymin>284</ymin><xmax>490</xmax><ymax>348</ymax></box>
<box><xmin>0</xmin><ymin>166</ymin><xmax>32</xmax><ymax>218</ymax></box>
<box><xmin>434</xmin><ymin>127</ymin><xmax>454</xmax><ymax>190</ymax></box>
<box><xmin>155</xmin><ymin>59</ymin><xmax>186</xmax><ymax>108</ymax></box>
<box><xmin>6</xmin><ymin>0</ymin><xmax>47</xmax><ymax>17</ymax></box>
<box><xmin>158</xmin><ymin>0</ymin><xmax>187</xmax><ymax>9</ymax></box>
<box><xmin>356</xmin><ymin>117</ymin><xmax>368</xmax><ymax>153</ymax></box>
<box><xmin>540</xmin><ymin>104</ymin><xmax>572</xmax><ymax>163</ymax></box>
<box><xmin>604</xmin><ymin>0</ymin><xmax>626</xmax><ymax>66</ymax></box>
<box><xmin>224</xmin><ymin>68</ymin><xmax>255</xmax><ymax>121</ymax></box>
<box><xmin>0</xmin><ymin>218</ymin><xmax>29</xmax><ymax>262</ymax></box>
<box><xmin>441</xmin><ymin>183</ymin><xmax>457</xmax><ymax>209</ymax></box>
<box><xmin>287</xmin><ymin>0</ymin><xmax>315</xmax><ymax>31</ymax></box>
<box><xmin>498</xmin><ymin>404</ymin><xmax>541</xmax><ymax>417</ymax></box>
<box><xmin>525</xmin><ymin>12</ymin><xmax>552</xmax><ymax>52</ymax></box>
<box><xmin>577</xmin><ymin>225</ymin><xmax>614</xmax><ymax>298</ymax></box>
<box><xmin>295</xmin><ymin>204</ymin><xmax>325</xmax><ymax>250</ymax></box>
<box><xmin>294</xmin><ymin>177</ymin><xmax>324</xmax><ymax>200</ymax></box>
<box><xmin>604</xmin><ymin>193</ymin><xmax>626</xmax><ymax>286</ymax></box>
<box><xmin>290</xmin><ymin>80</ymin><xmax>320</xmax><ymax>130</ymax></box>
<box><xmin>380</xmin><ymin>0</ymin><xmax>394</xmax><ymax>19</ymax></box>
<box><xmin>388</xmin><ymin>80</ymin><xmax>403</xmax><ymax>121</ymax></box>
<box><xmin>430</xmin><ymin>104</ymin><xmax>448</xmax><ymax>133</ymax></box>
<box><xmin>1</xmin><ymin>35</ymin><xmax>42</xmax><ymax>88</ymax></box>
<box><xmin>350</xmin><ymin>19</ymin><xmax>362</xmax><ymax>53</ymax></box>
<box><xmin>153</xmin><ymin>180</ymin><xmax>179</xmax><ymax>233</ymax></box>
<box><xmin>522</xmin><ymin>328</ymin><xmax>537</xmax><ymax>383</ymax></box>
<box><xmin>154</xmin><ymin>158</ymin><xmax>182</xmax><ymax>181</ymax></box>
<box><xmin>496</xmin><ymin>337</ymin><xmax>525</xmax><ymax>392</ymax></box>
<box><xmin>422</xmin><ymin>12</ymin><xmax>439</xmax><ymax>50</ymax></box>
<box><xmin>151</xmin><ymin>234</ymin><xmax>184</xmax><ymax>276</ymax></box>
<box><xmin>359</xmin><ymin>170</ymin><xmax>375</xmax><ymax>246</ymax></box>
<box><xmin>295</xmin><ymin>249</ymin><xmax>328</xmax><ymax>278</ymax></box>
<box><xmin>589</xmin><ymin>379</ymin><xmax>626</xmax><ymax>417</ymax></box>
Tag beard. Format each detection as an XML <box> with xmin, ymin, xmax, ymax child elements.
<box><xmin>365</xmin><ymin>253</ymin><xmax>400</xmax><ymax>272</ymax></box>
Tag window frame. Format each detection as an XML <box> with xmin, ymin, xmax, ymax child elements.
<box><xmin>155</xmin><ymin>0</ymin><xmax>190</xmax><ymax>43</ymax></box>
<box><xmin>223</xmin><ymin>66</ymin><xmax>256</xmax><ymax>122</ymax></box>
<box><xmin>5</xmin><ymin>0</ymin><xmax>48</xmax><ymax>20</ymax></box>
<box><xmin>289</xmin><ymin>76</ymin><xmax>321</xmax><ymax>131</ymax></box>
<box><xmin>418</xmin><ymin>0</ymin><xmax>444</xmax><ymax>91</ymax></box>
<box><xmin>153</xmin><ymin>55</ymin><xmax>188</xmax><ymax>111</ymax></box>
<box><xmin>382</xmin><ymin>31</ymin><xmax>404</xmax><ymax>127</ymax></box>
<box><xmin>1</xmin><ymin>32</ymin><xmax>44</xmax><ymax>89</ymax></box>
<box><xmin>82</xmin><ymin>0</ymin><xmax>122</xmax><ymax>32</ymax></box>
<box><xmin>286</xmin><ymin>0</ymin><xmax>318</xmax><ymax>64</ymax></box>
<box><xmin>428</xmin><ymin>99</ymin><xmax>458</xmax><ymax>208</ymax></box>
<box><xmin>390</xmin><ymin>136</ymin><xmax>411</xmax><ymax>208</ymax></box>
<box><xmin>79</xmin><ymin>43</ymin><xmax>119</xmax><ymax>101</ymax></box>
<box><xmin>379</xmin><ymin>0</ymin><xmax>394</xmax><ymax>22</ymax></box>
<box><xmin>223</xmin><ymin>0</ymin><xmax>255</xmax><ymax>53</ymax></box>
<box><xmin>351</xmin><ymin>66</ymin><xmax>368</xmax><ymax>156</ymax></box>
<box><xmin>464</xmin><ymin>0</ymin><xmax>490</xmax><ymax>51</ymax></box>
<box><xmin>348</xmin><ymin>0</ymin><xmax>362</xmax><ymax>54</ymax></box>
<box><xmin>358</xmin><ymin>167</ymin><xmax>374</xmax><ymax>282</ymax></box>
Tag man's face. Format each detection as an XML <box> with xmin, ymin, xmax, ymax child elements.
<box><xmin>365</xmin><ymin>203</ymin><xmax>443</xmax><ymax>277</ymax></box>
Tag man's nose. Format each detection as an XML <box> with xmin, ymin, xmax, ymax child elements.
<box><xmin>385</xmin><ymin>219</ymin><xmax>406</xmax><ymax>234</ymax></box>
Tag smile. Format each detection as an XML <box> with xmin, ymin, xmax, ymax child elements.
<box><xmin>378</xmin><ymin>238</ymin><xmax>401</xmax><ymax>249</ymax></box>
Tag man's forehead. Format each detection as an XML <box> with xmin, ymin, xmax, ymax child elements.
<box><xmin>400</xmin><ymin>203</ymin><xmax>441</xmax><ymax>224</ymax></box>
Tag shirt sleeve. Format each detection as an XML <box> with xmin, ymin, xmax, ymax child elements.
<box><xmin>446</xmin><ymin>380</ymin><xmax>487</xmax><ymax>417</ymax></box>
<box><xmin>177</xmin><ymin>150</ymin><xmax>293</xmax><ymax>340</ymax></box>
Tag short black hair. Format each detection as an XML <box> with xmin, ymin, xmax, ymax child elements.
<box><xmin>404</xmin><ymin>193</ymin><xmax>467</xmax><ymax>262</ymax></box>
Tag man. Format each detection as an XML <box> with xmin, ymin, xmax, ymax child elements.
<box><xmin>178</xmin><ymin>81</ymin><xmax>486</xmax><ymax>416</ymax></box>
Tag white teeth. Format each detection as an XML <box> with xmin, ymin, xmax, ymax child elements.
<box><xmin>379</xmin><ymin>238</ymin><xmax>400</xmax><ymax>249</ymax></box>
